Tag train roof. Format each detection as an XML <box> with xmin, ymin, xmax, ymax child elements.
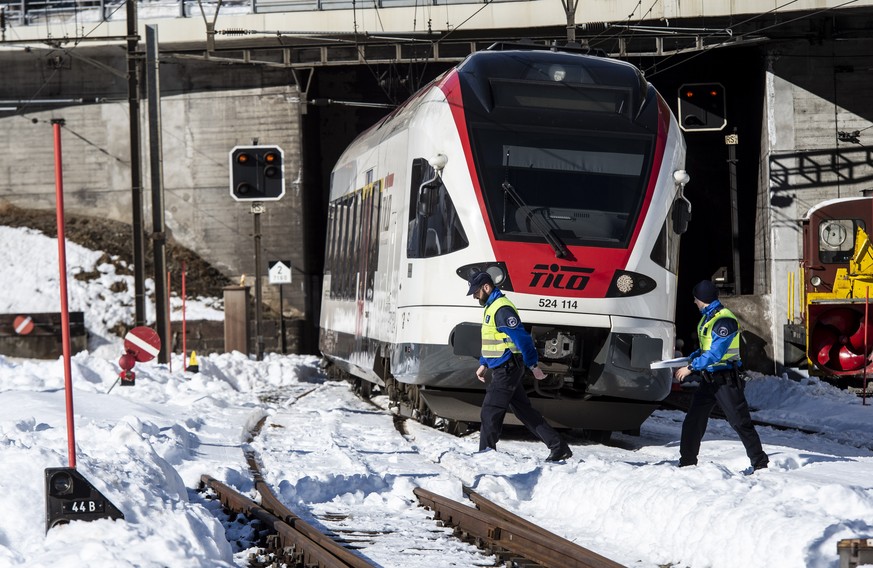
<box><xmin>803</xmin><ymin>196</ymin><xmax>873</xmax><ymax>219</ymax></box>
<box><xmin>331</xmin><ymin>44</ymin><xmax>655</xmax><ymax>180</ymax></box>
<box><xmin>457</xmin><ymin>47</ymin><xmax>648</xmax><ymax>97</ymax></box>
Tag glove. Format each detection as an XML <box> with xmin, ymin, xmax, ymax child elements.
<box><xmin>531</xmin><ymin>366</ymin><xmax>546</xmax><ymax>380</ymax></box>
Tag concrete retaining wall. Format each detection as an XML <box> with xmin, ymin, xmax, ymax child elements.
<box><xmin>0</xmin><ymin>83</ymin><xmax>309</xmax><ymax>321</ymax></box>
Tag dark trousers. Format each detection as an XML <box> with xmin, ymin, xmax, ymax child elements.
<box><xmin>679</xmin><ymin>373</ymin><xmax>768</xmax><ymax>468</ymax></box>
<box><xmin>479</xmin><ymin>355</ymin><xmax>563</xmax><ymax>452</ymax></box>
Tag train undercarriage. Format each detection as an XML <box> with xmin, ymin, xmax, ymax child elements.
<box><xmin>322</xmin><ymin>356</ymin><xmax>659</xmax><ymax>443</ymax></box>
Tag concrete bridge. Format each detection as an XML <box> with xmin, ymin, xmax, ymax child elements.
<box><xmin>4</xmin><ymin>0</ymin><xmax>873</xmax><ymax>60</ymax></box>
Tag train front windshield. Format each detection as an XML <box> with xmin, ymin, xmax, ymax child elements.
<box><xmin>457</xmin><ymin>52</ymin><xmax>659</xmax><ymax>250</ymax></box>
<box><xmin>472</xmin><ymin>127</ymin><xmax>652</xmax><ymax>248</ymax></box>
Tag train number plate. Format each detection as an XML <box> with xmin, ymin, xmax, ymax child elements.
<box><xmin>62</xmin><ymin>500</ymin><xmax>106</xmax><ymax>514</ymax></box>
<box><xmin>538</xmin><ymin>298</ymin><xmax>578</xmax><ymax>310</ymax></box>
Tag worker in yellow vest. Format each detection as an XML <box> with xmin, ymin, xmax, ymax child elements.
<box><xmin>674</xmin><ymin>280</ymin><xmax>768</xmax><ymax>473</ymax></box>
<box><xmin>466</xmin><ymin>271</ymin><xmax>572</xmax><ymax>462</ymax></box>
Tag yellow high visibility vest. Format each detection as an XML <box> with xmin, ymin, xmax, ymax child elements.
<box><xmin>697</xmin><ymin>307</ymin><xmax>741</xmax><ymax>365</ymax></box>
<box><xmin>481</xmin><ymin>296</ymin><xmax>521</xmax><ymax>358</ymax></box>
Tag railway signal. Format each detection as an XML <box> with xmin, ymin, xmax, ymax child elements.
<box><xmin>229</xmin><ymin>145</ymin><xmax>285</xmax><ymax>201</ymax></box>
<box><xmin>45</xmin><ymin>467</ymin><xmax>124</xmax><ymax>531</ymax></box>
<box><xmin>677</xmin><ymin>83</ymin><xmax>726</xmax><ymax>132</ymax></box>
<box><xmin>229</xmin><ymin>144</ymin><xmax>285</xmax><ymax>359</ymax></box>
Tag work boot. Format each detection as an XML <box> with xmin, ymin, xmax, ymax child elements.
<box><xmin>546</xmin><ymin>444</ymin><xmax>572</xmax><ymax>462</ymax></box>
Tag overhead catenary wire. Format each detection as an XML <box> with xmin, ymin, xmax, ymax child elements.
<box><xmin>637</xmin><ymin>0</ymin><xmax>862</xmax><ymax>78</ymax></box>
<box><xmin>582</xmin><ymin>0</ymin><xmax>802</xmax><ymax>65</ymax></box>
<box><xmin>7</xmin><ymin>0</ymin><xmax>128</xmax><ymax>119</ymax></box>
<box><xmin>438</xmin><ymin>0</ymin><xmax>494</xmax><ymax>44</ymax></box>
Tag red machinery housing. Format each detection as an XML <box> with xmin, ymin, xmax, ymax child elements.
<box><xmin>796</xmin><ymin>197</ymin><xmax>873</xmax><ymax>385</ymax></box>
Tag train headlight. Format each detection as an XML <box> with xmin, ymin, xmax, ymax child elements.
<box><xmin>616</xmin><ymin>274</ymin><xmax>634</xmax><ymax>294</ymax></box>
<box><xmin>605</xmin><ymin>270</ymin><xmax>657</xmax><ymax>297</ymax></box>
<box><xmin>810</xmin><ymin>275</ymin><xmax>822</xmax><ymax>287</ymax></box>
<box><xmin>456</xmin><ymin>262</ymin><xmax>513</xmax><ymax>291</ymax></box>
<box><xmin>486</xmin><ymin>266</ymin><xmax>506</xmax><ymax>286</ymax></box>
<box><xmin>549</xmin><ymin>65</ymin><xmax>566</xmax><ymax>82</ymax></box>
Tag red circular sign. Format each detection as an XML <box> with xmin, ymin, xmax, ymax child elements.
<box><xmin>124</xmin><ymin>326</ymin><xmax>161</xmax><ymax>362</ymax></box>
<box><xmin>13</xmin><ymin>315</ymin><xmax>34</xmax><ymax>335</ymax></box>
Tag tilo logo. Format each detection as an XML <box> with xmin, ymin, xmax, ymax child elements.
<box><xmin>529</xmin><ymin>264</ymin><xmax>594</xmax><ymax>290</ymax></box>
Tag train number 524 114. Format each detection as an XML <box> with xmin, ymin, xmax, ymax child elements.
<box><xmin>538</xmin><ymin>299</ymin><xmax>578</xmax><ymax>310</ymax></box>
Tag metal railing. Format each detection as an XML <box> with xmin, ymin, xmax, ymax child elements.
<box><xmin>2</xmin><ymin>0</ymin><xmax>117</xmax><ymax>25</ymax></box>
<box><xmin>0</xmin><ymin>0</ymin><xmax>507</xmax><ymax>27</ymax></box>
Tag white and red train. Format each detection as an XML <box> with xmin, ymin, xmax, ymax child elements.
<box><xmin>319</xmin><ymin>44</ymin><xmax>690</xmax><ymax>435</ymax></box>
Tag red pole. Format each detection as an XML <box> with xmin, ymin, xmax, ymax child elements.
<box><xmin>865</xmin><ymin>287</ymin><xmax>869</xmax><ymax>406</ymax></box>
<box><xmin>52</xmin><ymin>119</ymin><xmax>77</xmax><ymax>468</ymax></box>
<box><xmin>166</xmin><ymin>270</ymin><xmax>172</xmax><ymax>373</ymax></box>
<box><xmin>181</xmin><ymin>261</ymin><xmax>187</xmax><ymax>371</ymax></box>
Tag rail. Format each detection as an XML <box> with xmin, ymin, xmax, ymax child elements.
<box><xmin>203</xmin><ymin>412</ymin><xmax>625</xmax><ymax>566</ymax></box>
<box><xmin>201</xmin><ymin>472</ymin><xmax>376</xmax><ymax>568</ymax></box>
<box><xmin>414</xmin><ymin>485</ymin><xmax>625</xmax><ymax>568</ymax></box>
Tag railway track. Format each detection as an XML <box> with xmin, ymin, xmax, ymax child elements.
<box><xmin>201</xmin><ymin>397</ymin><xmax>626</xmax><ymax>568</ymax></box>
<box><xmin>201</xmin><ymin>469</ymin><xmax>626</xmax><ymax>568</ymax></box>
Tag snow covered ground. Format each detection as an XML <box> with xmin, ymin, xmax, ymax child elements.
<box><xmin>2</xmin><ymin>225</ymin><xmax>873</xmax><ymax>568</ymax></box>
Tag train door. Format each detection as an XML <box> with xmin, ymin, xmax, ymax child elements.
<box><xmin>379</xmin><ymin>133</ymin><xmax>409</xmax><ymax>341</ymax></box>
<box><xmin>354</xmin><ymin>170</ymin><xmax>382</xmax><ymax>350</ymax></box>
<box><xmin>380</xmin><ymin>179</ymin><xmax>398</xmax><ymax>336</ymax></box>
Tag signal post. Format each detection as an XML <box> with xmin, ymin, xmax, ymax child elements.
<box><xmin>229</xmin><ymin>145</ymin><xmax>285</xmax><ymax>360</ymax></box>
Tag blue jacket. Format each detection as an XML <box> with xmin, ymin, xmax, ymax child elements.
<box><xmin>478</xmin><ymin>289</ymin><xmax>539</xmax><ymax>369</ymax></box>
<box><xmin>687</xmin><ymin>299</ymin><xmax>742</xmax><ymax>373</ymax></box>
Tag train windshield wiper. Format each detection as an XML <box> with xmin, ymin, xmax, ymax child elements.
<box><xmin>501</xmin><ymin>181</ymin><xmax>569</xmax><ymax>259</ymax></box>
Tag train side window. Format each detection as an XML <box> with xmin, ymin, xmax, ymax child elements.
<box><xmin>367</xmin><ymin>182</ymin><xmax>382</xmax><ymax>294</ymax></box>
<box><xmin>346</xmin><ymin>195</ymin><xmax>360</xmax><ymax>299</ymax></box>
<box><xmin>325</xmin><ymin>202</ymin><xmax>337</xmax><ymax>274</ymax></box>
<box><xmin>330</xmin><ymin>199</ymin><xmax>348</xmax><ymax>298</ymax></box>
<box><xmin>819</xmin><ymin>219</ymin><xmax>864</xmax><ymax>264</ymax></box>
<box><xmin>407</xmin><ymin>158</ymin><xmax>469</xmax><ymax>258</ymax></box>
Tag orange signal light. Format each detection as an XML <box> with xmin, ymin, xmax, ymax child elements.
<box><xmin>236</xmin><ymin>153</ymin><xmax>251</xmax><ymax>165</ymax></box>
<box><xmin>264</xmin><ymin>152</ymin><xmax>278</xmax><ymax>164</ymax></box>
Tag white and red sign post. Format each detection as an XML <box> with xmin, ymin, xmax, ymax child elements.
<box><xmin>118</xmin><ymin>326</ymin><xmax>161</xmax><ymax>386</ymax></box>
<box><xmin>13</xmin><ymin>315</ymin><xmax>34</xmax><ymax>335</ymax></box>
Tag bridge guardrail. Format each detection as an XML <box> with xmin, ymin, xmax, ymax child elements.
<box><xmin>0</xmin><ymin>0</ymin><xmax>521</xmax><ymax>27</ymax></box>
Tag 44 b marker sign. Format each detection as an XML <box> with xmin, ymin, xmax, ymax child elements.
<box><xmin>45</xmin><ymin>467</ymin><xmax>124</xmax><ymax>531</ymax></box>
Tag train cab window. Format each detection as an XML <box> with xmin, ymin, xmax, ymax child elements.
<box><xmin>650</xmin><ymin>216</ymin><xmax>681</xmax><ymax>274</ymax></box>
<box><xmin>819</xmin><ymin>219</ymin><xmax>864</xmax><ymax>264</ymax></box>
<box><xmin>469</xmin><ymin>128</ymin><xmax>651</xmax><ymax>249</ymax></box>
<box><xmin>407</xmin><ymin>158</ymin><xmax>469</xmax><ymax>258</ymax></box>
